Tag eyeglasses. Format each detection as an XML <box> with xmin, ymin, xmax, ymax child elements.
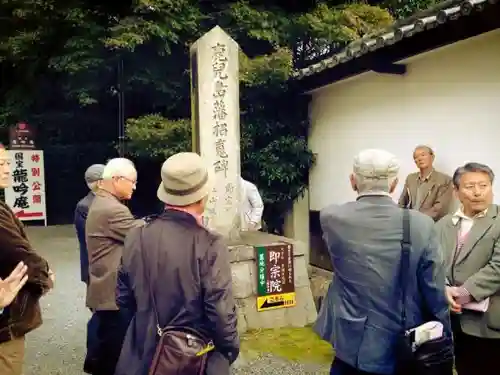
<box><xmin>116</xmin><ymin>176</ymin><xmax>137</xmax><ymax>186</ymax></box>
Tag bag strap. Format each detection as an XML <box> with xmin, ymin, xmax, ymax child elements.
<box><xmin>138</xmin><ymin>221</ymin><xmax>200</xmax><ymax>339</ymax></box>
<box><xmin>400</xmin><ymin>209</ymin><xmax>411</xmax><ymax>332</ymax></box>
<box><xmin>138</xmin><ymin>226</ymin><xmax>165</xmax><ymax>336</ymax></box>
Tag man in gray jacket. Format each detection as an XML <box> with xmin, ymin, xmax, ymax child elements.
<box><xmin>435</xmin><ymin>162</ymin><xmax>500</xmax><ymax>375</ymax></box>
<box><xmin>316</xmin><ymin>149</ymin><xmax>451</xmax><ymax>375</ymax></box>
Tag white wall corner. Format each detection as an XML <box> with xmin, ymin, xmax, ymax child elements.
<box><xmin>283</xmin><ymin>189</ymin><xmax>310</xmax><ymax>266</ymax></box>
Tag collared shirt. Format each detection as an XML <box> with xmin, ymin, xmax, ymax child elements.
<box><xmin>414</xmin><ymin>170</ymin><xmax>434</xmax><ymax>209</ymax></box>
<box><xmin>451</xmin><ymin>207</ymin><xmax>488</xmax><ymax>237</ymax></box>
<box><xmin>166</xmin><ymin>205</ymin><xmax>203</xmax><ymax>226</ymax></box>
<box><xmin>357</xmin><ymin>191</ymin><xmax>392</xmax><ymax>199</ymax></box>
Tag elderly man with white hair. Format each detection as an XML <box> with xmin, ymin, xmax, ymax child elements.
<box><xmin>314</xmin><ymin>149</ymin><xmax>453</xmax><ymax>375</ymax></box>
<box><xmin>85</xmin><ymin>158</ymin><xmax>145</xmax><ymax>375</ymax></box>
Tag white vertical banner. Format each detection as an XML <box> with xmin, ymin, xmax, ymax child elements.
<box><xmin>4</xmin><ymin>150</ymin><xmax>47</xmax><ymax>225</ymax></box>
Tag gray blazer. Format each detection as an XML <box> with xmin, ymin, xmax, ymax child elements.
<box><xmin>435</xmin><ymin>205</ymin><xmax>500</xmax><ymax>338</ymax></box>
<box><xmin>85</xmin><ymin>190</ymin><xmax>145</xmax><ymax>310</ymax></box>
<box><xmin>315</xmin><ymin>195</ymin><xmax>451</xmax><ymax>374</ymax></box>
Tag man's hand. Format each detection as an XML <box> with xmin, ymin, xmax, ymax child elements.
<box><xmin>445</xmin><ymin>286</ymin><xmax>462</xmax><ymax>313</ymax></box>
<box><xmin>248</xmin><ymin>221</ymin><xmax>258</xmax><ymax>231</ymax></box>
<box><xmin>0</xmin><ymin>262</ymin><xmax>28</xmax><ymax>309</ymax></box>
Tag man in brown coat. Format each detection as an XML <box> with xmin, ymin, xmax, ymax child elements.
<box><xmin>0</xmin><ymin>144</ymin><xmax>54</xmax><ymax>375</ymax></box>
<box><xmin>398</xmin><ymin>145</ymin><xmax>453</xmax><ymax>221</ymax></box>
<box><xmin>85</xmin><ymin>157</ymin><xmax>145</xmax><ymax>375</ymax></box>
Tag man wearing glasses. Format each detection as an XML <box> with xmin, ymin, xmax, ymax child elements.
<box><xmin>85</xmin><ymin>158</ymin><xmax>145</xmax><ymax>375</ymax></box>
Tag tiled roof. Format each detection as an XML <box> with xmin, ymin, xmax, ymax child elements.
<box><xmin>293</xmin><ymin>0</ymin><xmax>497</xmax><ymax>79</ymax></box>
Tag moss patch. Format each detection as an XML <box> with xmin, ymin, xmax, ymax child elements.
<box><xmin>240</xmin><ymin>326</ymin><xmax>334</xmax><ymax>364</ymax></box>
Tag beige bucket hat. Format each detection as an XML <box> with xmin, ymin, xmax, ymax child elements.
<box><xmin>157</xmin><ymin>152</ymin><xmax>213</xmax><ymax>207</ymax></box>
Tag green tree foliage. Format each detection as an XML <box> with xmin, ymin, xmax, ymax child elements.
<box><xmin>381</xmin><ymin>0</ymin><xmax>438</xmax><ymax>18</ymax></box>
<box><xmin>0</xmin><ymin>0</ymin><xmax>428</xmax><ymax>227</ymax></box>
<box><xmin>120</xmin><ymin>1</ymin><xmax>394</xmax><ymax>231</ymax></box>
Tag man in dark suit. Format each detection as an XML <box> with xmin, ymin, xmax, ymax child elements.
<box><xmin>399</xmin><ymin>145</ymin><xmax>453</xmax><ymax>221</ymax></box>
<box><xmin>86</xmin><ymin>158</ymin><xmax>145</xmax><ymax>375</ymax></box>
<box><xmin>115</xmin><ymin>152</ymin><xmax>239</xmax><ymax>375</ymax></box>
<box><xmin>435</xmin><ymin>162</ymin><xmax>500</xmax><ymax>375</ymax></box>
<box><xmin>316</xmin><ymin>149</ymin><xmax>452</xmax><ymax>375</ymax></box>
<box><xmin>75</xmin><ymin>164</ymin><xmax>105</xmax><ymax>285</ymax></box>
<box><xmin>74</xmin><ymin>163</ymin><xmax>104</xmax><ymax>374</ymax></box>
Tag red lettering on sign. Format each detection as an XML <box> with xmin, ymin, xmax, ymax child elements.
<box><xmin>32</xmin><ymin>195</ymin><xmax>41</xmax><ymax>204</ymax></box>
<box><xmin>32</xmin><ymin>181</ymin><xmax>41</xmax><ymax>191</ymax></box>
<box><xmin>31</xmin><ymin>154</ymin><xmax>40</xmax><ymax>163</ymax></box>
<box><xmin>31</xmin><ymin>167</ymin><xmax>40</xmax><ymax>177</ymax></box>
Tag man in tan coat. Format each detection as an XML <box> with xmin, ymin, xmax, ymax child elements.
<box><xmin>85</xmin><ymin>158</ymin><xmax>145</xmax><ymax>375</ymax></box>
<box><xmin>0</xmin><ymin>144</ymin><xmax>54</xmax><ymax>375</ymax></box>
<box><xmin>398</xmin><ymin>145</ymin><xmax>453</xmax><ymax>221</ymax></box>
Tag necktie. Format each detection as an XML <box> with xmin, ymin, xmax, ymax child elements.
<box><xmin>453</xmin><ymin>219</ymin><xmax>469</xmax><ymax>263</ymax></box>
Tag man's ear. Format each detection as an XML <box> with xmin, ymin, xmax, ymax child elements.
<box><xmin>389</xmin><ymin>177</ymin><xmax>399</xmax><ymax>194</ymax></box>
<box><xmin>349</xmin><ymin>174</ymin><xmax>357</xmax><ymax>192</ymax></box>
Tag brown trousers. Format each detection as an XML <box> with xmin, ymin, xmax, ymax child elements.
<box><xmin>0</xmin><ymin>336</ymin><xmax>25</xmax><ymax>375</ymax></box>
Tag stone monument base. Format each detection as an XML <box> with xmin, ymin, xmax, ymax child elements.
<box><xmin>227</xmin><ymin>231</ymin><xmax>317</xmax><ymax>333</ymax></box>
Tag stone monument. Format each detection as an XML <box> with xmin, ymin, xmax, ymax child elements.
<box><xmin>190</xmin><ymin>26</ymin><xmax>317</xmax><ymax>334</ymax></box>
<box><xmin>190</xmin><ymin>26</ymin><xmax>241</xmax><ymax>241</ymax></box>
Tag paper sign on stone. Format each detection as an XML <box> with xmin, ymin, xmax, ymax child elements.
<box><xmin>255</xmin><ymin>243</ymin><xmax>296</xmax><ymax>312</ymax></box>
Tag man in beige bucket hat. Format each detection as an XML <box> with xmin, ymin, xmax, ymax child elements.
<box><xmin>115</xmin><ymin>152</ymin><xmax>239</xmax><ymax>375</ymax></box>
<box><xmin>156</xmin><ymin>151</ymin><xmax>214</xmax><ymax>210</ymax></box>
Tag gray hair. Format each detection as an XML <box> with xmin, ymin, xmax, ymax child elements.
<box><xmin>102</xmin><ymin>158</ymin><xmax>136</xmax><ymax>180</ymax></box>
<box><xmin>353</xmin><ymin>149</ymin><xmax>400</xmax><ymax>194</ymax></box>
<box><xmin>354</xmin><ymin>175</ymin><xmax>398</xmax><ymax>194</ymax></box>
<box><xmin>452</xmin><ymin>162</ymin><xmax>495</xmax><ymax>188</ymax></box>
<box><xmin>413</xmin><ymin>145</ymin><xmax>434</xmax><ymax>156</ymax></box>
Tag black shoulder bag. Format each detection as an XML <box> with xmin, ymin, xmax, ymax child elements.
<box><xmin>395</xmin><ymin>209</ymin><xmax>454</xmax><ymax>375</ymax></box>
<box><xmin>139</xmin><ymin>227</ymin><xmax>214</xmax><ymax>375</ymax></box>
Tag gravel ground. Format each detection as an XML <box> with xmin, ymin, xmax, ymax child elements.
<box><xmin>24</xmin><ymin>225</ymin><xmax>89</xmax><ymax>375</ymax></box>
<box><xmin>232</xmin><ymin>354</ymin><xmax>330</xmax><ymax>374</ymax></box>
<box><xmin>23</xmin><ymin>225</ymin><xmax>330</xmax><ymax>375</ymax></box>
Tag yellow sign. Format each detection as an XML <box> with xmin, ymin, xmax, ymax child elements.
<box><xmin>257</xmin><ymin>292</ymin><xmax>296</xmax><ymax>312</ymax></box>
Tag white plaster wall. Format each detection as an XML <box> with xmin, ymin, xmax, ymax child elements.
<box><xmin>308</xmin><ymin>29</ymin><xmax>500</xmax><ymax>211</ymax></box>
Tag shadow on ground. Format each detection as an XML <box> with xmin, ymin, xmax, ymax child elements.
<box><xmin>24</xmin><ymin>225</ymin><xmax>89</xmax><ymax>375</ymax></box>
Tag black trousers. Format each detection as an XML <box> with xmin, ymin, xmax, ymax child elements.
<box><xmin>452</xmin><ymin>316</ymin><xmax>500</xmax><ymax>375</ymax></box>
<box><xmin>83</xmin><ymin>309</ymin><xmax>100</xmax><ymax>374</ymax></box>
<box><xmin>330</xmin><ymin>357</ymin><xmax>453</xmax><ymax>375</ymax></box>
<box><xmin>330</xmin><ymin>359</ymin><xmax>405</xmax><ymax>375</ymax></box>
<box><xmin>92</xmin><ymin>310</ymin><xmax>128</xmax><ymax>375</ymax></box>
